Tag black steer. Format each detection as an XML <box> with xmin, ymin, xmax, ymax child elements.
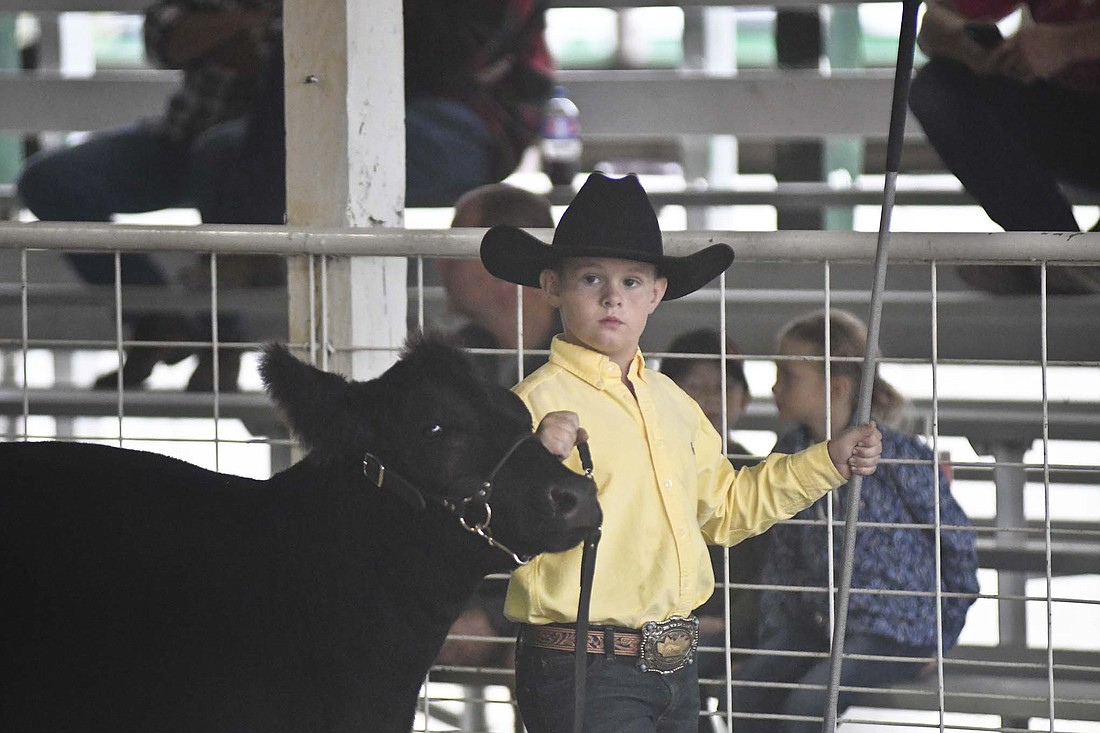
<box><xmin>0</xmin><ymin>337</ymin><xmax>600</xmax><ymax>733</ymax></box>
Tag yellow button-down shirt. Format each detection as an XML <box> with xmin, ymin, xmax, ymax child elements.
<box><xmin>505</xmin><ymin>337</ymin><xmax>845</xmax><ymax>629</ymax></box>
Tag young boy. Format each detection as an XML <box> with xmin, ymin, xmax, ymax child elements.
<box><xmin>479</xmin><ymin>172</ymin><xmax>882</xmax><ymax>733</ymax></box>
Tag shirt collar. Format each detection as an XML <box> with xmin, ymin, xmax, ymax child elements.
<box><xmin>548</xmin><ymin>335</ymin><xmax>648</xmax><ymax>390</ymax></box>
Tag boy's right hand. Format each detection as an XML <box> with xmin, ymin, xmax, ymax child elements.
<box><xmin>535</xmin><ymin>411</ymin><xmax>589</xmax><ymax>460</ymax></box>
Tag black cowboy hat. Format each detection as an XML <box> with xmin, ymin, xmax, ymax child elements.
<box><xmin>480</xmin><ymin>172</ymin><xmax>734</xmax><ymax>301</ymax></box>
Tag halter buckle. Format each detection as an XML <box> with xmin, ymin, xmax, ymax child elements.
<box><xmin>362</xmin><ymin>453</ymin><xmax>385</xmax><ymax>489</ymax></box>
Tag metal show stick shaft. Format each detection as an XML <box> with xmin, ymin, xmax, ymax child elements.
<box><xmin>822</xmin><ymin>1</ymin><xmax>922</xmax><ymax>730</ymax></box>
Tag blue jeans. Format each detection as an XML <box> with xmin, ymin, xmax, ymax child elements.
<box><xmin>405</xmin><ymin>96</ymin><xmax>494</xmax><ymax>207</ymax></box>
<box><xmin>516</xmin><ymin>641</ymin><xmax>700</xmax><ymax>733</ymax></box>
<box><xmin>19</xmin><ymin>96</ymin><xmax>494</xmax><ymax>346</ymax></box>
<box><xmin>909</xmin><ymin>58</ymin><xmax>1100</xmax><ymax>233</ymax></box>
<box><xmin>18</xmin><ymin>98</ymin><xmax>495</xmax><ymax>284</ymax></box>
<box><xmin>20</xmin><ymin>122</ymin><xmax>183</xmax><ymax>285</ymax></box>
<box><xmin>17</xmin><ymin>119</ymin><xmax>261</xmax><ymax>347</ymax></box>
<box><xmin>729</xmin><ymin>626</ymin><xmax>931</xmax><ymax>733</ymax></box>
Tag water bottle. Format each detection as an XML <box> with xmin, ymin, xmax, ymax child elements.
<box><xmin>541</xmin><ymin>85</ymin><xmax>582</xmax><ymax>187</ymax></box>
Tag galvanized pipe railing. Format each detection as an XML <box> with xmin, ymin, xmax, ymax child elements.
<box><xmin>2</xmin><ymin>222</ymin><xmax>1100</xmax><ymax>263</ymax></box>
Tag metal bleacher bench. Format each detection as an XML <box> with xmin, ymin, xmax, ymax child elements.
<box><xmin>5</xmin><ymin>1</ymin><xmax>1096</xmax><ymax>217</ymax></box>
<box><xmin>822</xmin><ymin>645</ymin><xmax>1100</xmax><ymax>722</ymax></box>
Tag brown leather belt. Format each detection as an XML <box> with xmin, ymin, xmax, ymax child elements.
<box><xmin>521</xmin><ymin>624</ymin><xmax>642</xmax><ymax>657</ymax></box>
<box><xmin>522</xmin><ymin>615</ymin><xmax>700</xmax><ymax>674</ymax></box>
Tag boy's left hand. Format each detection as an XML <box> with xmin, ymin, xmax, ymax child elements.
<box><xmin>535</xmin><ymin>410</ymin><xmax>589</xmax><ymax>461</ymax></box>
<box><xmin>827</xmin><ymin>421</ymin><xmax>882</xmax><ymax>480</ymax></box>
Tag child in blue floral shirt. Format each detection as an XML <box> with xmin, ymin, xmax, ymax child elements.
<box><xmin>731</xmin><ymin>308</ymin><xmax>979</xmax><ymax>733</ymax></box>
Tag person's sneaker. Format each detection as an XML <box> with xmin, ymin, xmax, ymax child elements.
<box><xmin>185</xmin><ymin>348</ymin><xmax>242</xmax><ymax>393</ymax></box>
<box><xmin>93</xmin><ymin>344</ymin><xmax>162</xmax><ymax>389</ymax></box>
<box><xmin>92</xmin><ymin>314</ymin><xmax>201</xmax><ymax>390</ymax></box>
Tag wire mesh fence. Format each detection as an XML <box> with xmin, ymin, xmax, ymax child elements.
<box><xmin>1</xmin><ymin>226</ymin><xmax>1098</xmax><ymax>732</ymax></box>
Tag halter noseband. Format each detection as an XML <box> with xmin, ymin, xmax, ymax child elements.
<box><xmin>361</xmin><ymin>432</ymin><xmax>537</xmax><ymax>565</ymax></box>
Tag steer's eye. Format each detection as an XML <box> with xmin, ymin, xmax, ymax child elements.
<box><xmin>423</xmin><ymin>423</ymin><xmax>444</xmax><ymax>439</ymax></box>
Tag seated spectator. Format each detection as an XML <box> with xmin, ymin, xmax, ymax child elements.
<box><xmin>403</xmin><ymin>1</ymin><xmax>554</xmax><ymax>206</ymax></box>
<box><xmin>659</xmin><ymin>329</ymin><xmax>768</xmax><ymax>732</ymax></box>
<box><xmin>729</xmin><ymin>309</ymin><xmax>979</xmax><ymax>733</ymax></box>
<box><xmin>434</xmin><ymin>183</ymin><xmax>561</xmax><ymax>386</ymax></box>
<box><xmin>17</xmin><ymin>0</ymin><xmax>283</xmax><ymax>391</ymax></box>
<box><xmin>909</xmin><ymin>0</ymin><xmax>1100</xmax><ymax>294</ymax></box>
<box><xmin>433</xmin><ymin>183</ymin><xmax>560</xmax><ymax>670</ymax></box>
<box><xmin>659</xmin><ymin>329</ymin><xmax>753</xmax><ymax>465</ymax></box>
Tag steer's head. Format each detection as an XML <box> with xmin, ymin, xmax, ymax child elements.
<box><xmin>260</xmin><ymin>336</ymin><xmax>601</xmax><ymax>564</ymax></box>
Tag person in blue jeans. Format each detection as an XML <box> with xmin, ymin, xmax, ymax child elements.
<box><xmin>17</xmin><ymin>0</ymin><xmax>282</xmax><ymax>390</ymax></box>
<box><xmin>730</xmin><ymin>309</ymin><xmax>979</xmax><ymax>732</ymax></box>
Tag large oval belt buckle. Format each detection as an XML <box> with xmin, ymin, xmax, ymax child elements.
<box><xmin>637</xmin><ymin>615</ymin><xmax>699</xmax><ymax>674</ymax></box>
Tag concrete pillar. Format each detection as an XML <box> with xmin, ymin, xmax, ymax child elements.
<box><xmin>0</xmin><ymin>14</ymin><xmax>21</xmax><ymax>187</ymax></box>
<box><xmin>774</xmin><ymin>9</ymin><xmax>824</xmax><ymax>231</ymax></box>
<box><xmin>773</xmin><ymin>7</ymin><xmax>865</xmax><ymax>232</ymax></box>
<box><xmin>824</xmin><ymin>6</ymin><xmax>863</xmax><ymax>232</ymax></box>
<box><xmin>679</xmin><ymin>5</ymin><xmax>709</xmax><ymax>231</ymax></box>
<box><xmin>983</xmin><ymin>439</ymin><xmax>1031</xmax><ymax>646</ymax></box>
<box><xmin>970</xmin><ymin>436</ymin><xmax>1033</xmax><ymax>731</ymax></box>
<box><xmin>700</xmin><ymin>7</ymin><xmax>739</xmax><ymax>234</ymax></box>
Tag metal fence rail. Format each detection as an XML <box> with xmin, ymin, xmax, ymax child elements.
<box><xmin>4</xmin><ymin>221</ymin><xmax>1100</xmax><ymax>261</ymax></box>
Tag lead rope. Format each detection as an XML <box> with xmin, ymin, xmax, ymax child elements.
<box><xmin>574</xmin><ymin>441</ymin><xmax>599</xmax><ymax>733</ymax></box>
<box><xmin>821</xmin><ymin>3</ymin><xmax>920</xmax><ymax>731</ymax></box>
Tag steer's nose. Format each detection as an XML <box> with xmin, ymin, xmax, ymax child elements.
<box><xmin>549</xmin><ymin>473</ymin><xmax>601</xmax><ymax>526</ymax></box>
<box><xmin>550</xmin><ymin>485</ymin><xmax>578</xmax><ymax>515</ymax></box>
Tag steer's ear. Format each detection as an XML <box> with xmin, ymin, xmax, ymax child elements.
<box><xmin>260</xmin><ymin>344</ymin><xmax>368</xmax><ymax>455</ymax></box>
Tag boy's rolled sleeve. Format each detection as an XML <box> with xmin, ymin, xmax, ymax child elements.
<box><xmin>700</xmin><ymin>440</ymin><xmax>844</xmax><ymax>547</ymax></box>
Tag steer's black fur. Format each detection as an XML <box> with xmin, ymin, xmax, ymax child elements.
<box><xmin>0</xmin><ymin>336</ymin><xmax>600</xmax><ymax>732</ymax></box>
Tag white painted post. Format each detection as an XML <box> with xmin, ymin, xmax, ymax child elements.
<box><xmin>58</xmin><ymin>12</ymin><xmax>96</xmax><ymax>78</ymax></box>
<box><xmin>283</xmin><ymin>0</ymin><xmax>406</xmax><ymax>378</ymax></box>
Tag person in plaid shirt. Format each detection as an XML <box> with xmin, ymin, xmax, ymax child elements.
<box><xmin>17</xmin><ymin>0</ymin><xmax>281</xmax><ymax>392</ymax></box>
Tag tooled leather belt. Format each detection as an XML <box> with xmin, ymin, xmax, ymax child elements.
<box><xmin>523</xmin><ymin>615</ymin><xmax>700</xmax><ymax>674</ymax></box>
<box><xmin>522</xmin><ymin>624</ymin><xmax>642</xmax><ymax>656</ymax></box>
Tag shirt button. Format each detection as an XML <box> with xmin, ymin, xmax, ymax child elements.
<box><xmin>664</xmin><ymin>480</ymin><xmax>672</xmax><ymax>489</ymax></box>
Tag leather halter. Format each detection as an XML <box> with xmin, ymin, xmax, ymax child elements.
<box><xmin>361</xmin><ymin>433</ymin><xmax>537</xmax><ymax>565</ymax></box>
<box><xmin>573</xmin><ymin>441</ymin><xmax>600</xmax><ymax>733</ymax></box>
